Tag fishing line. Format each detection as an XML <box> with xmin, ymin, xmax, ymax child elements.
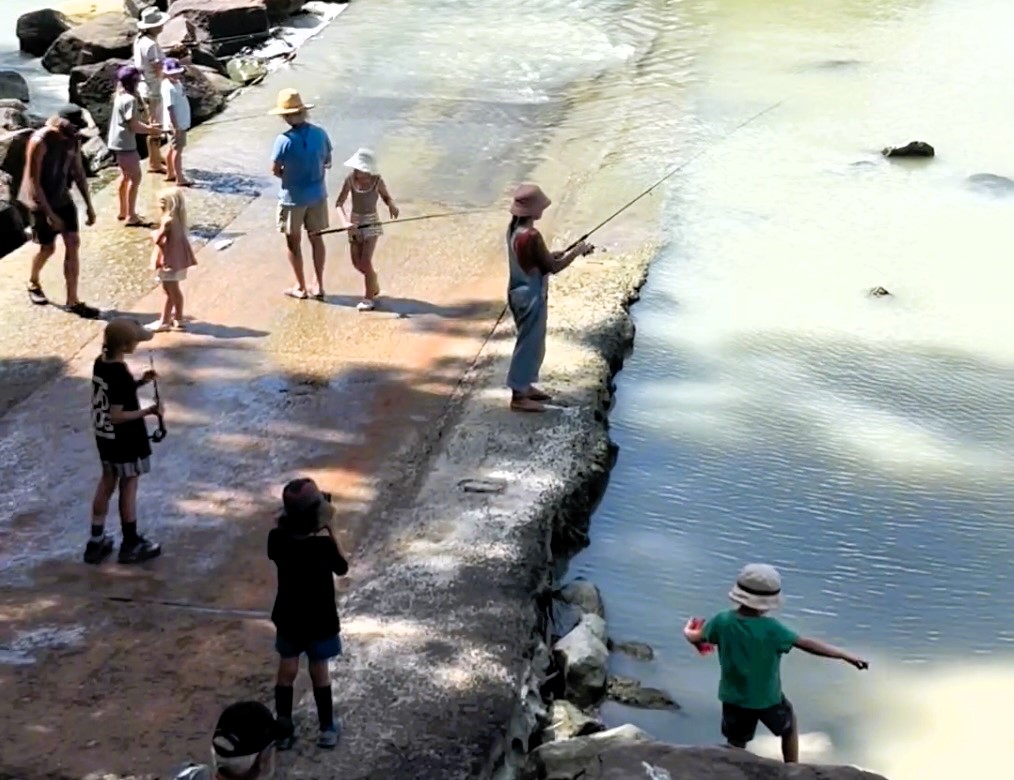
<box><xmin>311</xmin><ymin>209</ymin><xmax>497</xmax><ymax>236</ymax></box>
<box><xmin>564</xmin><ymin>99</ymin><xmax>785</xmax><ymax>252</ymax></box>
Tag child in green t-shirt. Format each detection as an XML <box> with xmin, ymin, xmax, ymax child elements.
<box><xmin>684</xmin><ymin>563</ymin><xmax>868</xmax><ymax>763</ymax></box>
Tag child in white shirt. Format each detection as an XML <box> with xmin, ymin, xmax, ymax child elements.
<box><xmin>160</xmin><ymin>58</ymin><xmax>193</xmax><ymax>186</ymax></box>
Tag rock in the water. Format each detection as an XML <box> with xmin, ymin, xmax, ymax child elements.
<box><xmin>0</xmin><ymin>171</ymin><xmax>29</xmax><ymax>259</ymax></box>
<box><xmin>552</xmin><ymin>614</ymin><xmax>608</xmax><ymax>707</ymax></box>
<box><xmin>595</xmin><ymin>743</ymin><xmax>886</xmax><ymax>780</ymax></box>
<box><xmin>42</xmin><ymin>13</ymin><xmax>137</xmax><ymax>75</ymax></box>
<box><xmin>882</xmin><ymin>141</ymin><xmax>935</xmax><ymax>158</ymax></box>
<box><xmin>170</xmin><ymin>0</ymin><xmax>271</xmax><ymax>57</ymax></box>
<box><xmin>522</xmin><ymin>724</ymin><xmax>652</xmax><ymax>780</ymax></box>
<box><xmin>0</xmin><ymin>71</ymin><xmax>31</xmax><ymax>104</ymax></box>
<box><xmin>70</xmin><ymin>60</ymin><xmax>128</xmax><ymax>140</ymax></box>
<box><xmin>17</xmin><ymin>8</ymin><xmax>73</xmax><ymax>58</ymax></box>
<box><xmin>967</xmin><ymin>172</ymin><xmax>1014</xmax><ymax>196</ymax></box>
<box><xmin>543</xmin><ymin>700</ymin><xmax>604</xmax><ymax>742</ymax></box>
<box><xmin>607</xmin><ymin>638</ymin><xmax>654</xmax><ymax>660</ymax></box>
<box><xmin>558</xmin><ymin>578</ymin><xmax>605</xmax><ymax>618</ymax></box>
<box><xmin>867</xmin><ymin>286</ymin><xmax>891</xmax><ymax>298</ymax></box>
<box><xmin>606</xmin><ymin>675</ymin><xmax>679</xmax><ymax>711</ymax></box>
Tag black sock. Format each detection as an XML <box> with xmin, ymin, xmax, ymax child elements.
<box><xmin>313</xmin><ymin>685</ymin><xmax>333</xmax><ymax>731</ymax></box>
<box><xmin>121</xmin><ymin>522</ymin><xmax>138</xmax><ymax>543</ymax></box>
<box><xmin>90</xmin><ymin>524</ymin><xmax>105</xmax><ymax>539</ymax></box>
<box><xmin>275</xmin><ymin>685</ymin><xmax>294</xmax><ymax>721</ymax></box>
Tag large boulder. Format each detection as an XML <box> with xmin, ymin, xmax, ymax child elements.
<box><xmin>170</xmin><ymin>0</ymin><xmax>271</xmax><ymax>57</ymax></box>
<box><xmin>42</xmin><ymin>13</ymin><xmax>137</xmax><ymax>75</ymax></box>
<box><xmin>16</xmin><ymin>9</ymin><xmax>73</xmax><ymax>58</ymax></box>
<box><xmin>264</xmin><ymin>0</ymin><xmax>307</xmax><ymax>20</ymax></box>
<box><xmin>546</xmin><ymin>742</ymin><xmax>889</xmax><ymax>780</ymax></box>
<box><xmin>194</xmin><ymin>65</ymin><xmax>240</xmax><ymax>100</ymax></box>
<box><xmin>124</xmin><ymin>0</ymin><xmax>169</xmax><ymax>16</ymax></box>
<box><xmin>70</xmin><ymin>59</ymin><xmax>128</xmax><ymax>139</ymax></box>
<box><xmin>0</xmin><ymin>127</ymin><xmax>33</xmax><ymax>193</ymax></box>
<box><xmin>0</xmin><ymin>71</ymin><xmax>31</xmax><ymax>104</ymax></box>
<box><xmin>0</xmin><ymin>171</ymin><xmax>29</xmax><ymax>259</ymax></box>
<box><xmin>80</xmin><ymin>134</ymin><xmax>114</xmax><ymax>175</ymax></box>
<box><xmin>552</xmin><ymin>613</ymin><xmax>608</xmax><ymax>707</ymax></box>
<box><xmin>543</xmin><ymin>700</ymin><xmax>604</xmax><ymax>743</ymax></box>
<box><xmin>179</xmin><ymin>62</ymin><xmax>227</xmax><ymax>126</ymax></box>
<box><xmin>523</xmin><ymin>724</ymin><xmax>651</xmax><ymax>780</ymax></box>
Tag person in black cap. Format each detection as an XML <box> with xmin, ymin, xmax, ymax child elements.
<box><xmin>269</xmin><ymin>477</ymin><xmax>349</xmax><ymax>750</ymax></box>
<box><xmin>22</xmin><ymin>105</ymin><xmax>99</xmax><ymax>317</ymax></box>
<box><xmin>173</xmin><ymin>700</ymin><xmax>285</xmax><ymax>779</ymax></box>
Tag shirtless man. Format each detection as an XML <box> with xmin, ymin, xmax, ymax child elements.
<box><xmin>23</xmin><ymin>106</ymin><xmax>99</xmax><ymax>318</ymax></box>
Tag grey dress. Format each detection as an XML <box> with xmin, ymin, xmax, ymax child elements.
<box><xmin>506</xmin><ymin>224</ymin><xmax>548</xmax><ymax>391</ymax></box>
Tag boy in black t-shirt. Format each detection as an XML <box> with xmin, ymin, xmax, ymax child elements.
<box><xmin>88</xmin><ymin>318</ymin><xmax>163</xmax><ymax>564</ymax></box>
<box><xmin>269</xmin><ymin>478</ymin><xmax>349</xmax><ymax>751</ymax></box>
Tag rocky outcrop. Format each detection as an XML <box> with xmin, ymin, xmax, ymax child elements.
<box><xmin>0</xmin><ymin>71</ymin><xmax>31</xmax><ymax>104</ymax></box>
<box><xmin>194</xmin><ymin>66</ymin><xmax>241</xmax><ymax>100</ymax></box>
<box><xmin>69</xmin><ymin>59</ymin><xmax>127</xmax><ymax>139</ymax></box>
<box><xmin>552</xmin><ymin>613</ymin><xmax>609</xmax><ymax>707</ymax></box>
<box><xmin>882</xmin><ymin>141</ymin><xmax>934</xmax><ymax>158</ymax></box>
<box><xmin>170</xmin><ymin>0</ymin><xmax>271</xmax><ymax>57</ymax></box>
<box><xmin>80</xmin><ymin>134</ymin><xmax>114</xmax><ymax>175</ymax></box>
<box><xmin>265</xmin><ymin>0</ymin><xmax>307</xmax><ymax>20</ymax></box>
<box><xmin>0</xmin><ymin>170</ymin><xmax>29</xmax><ymax>258</ymax></box>
<box><xmin>523</xmin><ymin>724</ymin><xmax>652</xmax><ymax>780</ymax></box>
<box><xmin>16</xmin><ymin>9</ymin><xmax>73</xmax><ymax>58</ymax></box>
<box><xmin>606</xmin><ymin>674</ymin><xmax>679</xmax><ymax>711</ymax></box>
<box><xmin>124</xmin><ymin>0</ymin><xmax>169</xmax><ymax>16</ymax></box>
<box><xmin>543</xmin><ymin>700</ymin><xmax>604</xmax><ymax>742</ymax></box>
<box><xmin>42</xmin><ymin>13</ymin><xmax>137</xmax><ymax>75</ymax></box>
<box><xmin>180</xmin><ymin>63</ymin><xmax>228</xmax><ymax>125</ymax></box>
<box><xmin>532</xmin><ymin>742</ymin><xmax>889</xmax><ymax>780</ymax></box>
<box><xmin>558</xmin><ymin>578</ymin><xmax>605</xmax><ymax>619</ymax></box>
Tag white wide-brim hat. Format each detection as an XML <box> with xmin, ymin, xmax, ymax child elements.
<box><xmin>344</xmin><ymin>147</ymin><xmax>379</xmax><ymax>175</ymax></box>
<box><xmin>728</xmin><ymin>563</ymin><xmax>784</xmax><ymax>612</ymax></box>
<box><xmin>137</xmin><ymin>7</ymin><xmax>171</xmax><ymax>30</ymax></box>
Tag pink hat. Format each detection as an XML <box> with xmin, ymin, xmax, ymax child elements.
<box><xmin>510</xmin><ymin>184</ymin><xmax>551</xmax><ymax>217</ymax></box>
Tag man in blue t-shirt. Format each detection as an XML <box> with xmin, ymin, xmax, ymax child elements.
<box><xmin>269</xmin><ymin>89</ymin><xmax>333</xmax><ymax>300</ymax></box>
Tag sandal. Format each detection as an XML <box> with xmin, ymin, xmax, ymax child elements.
<box><xmin>283</xmin><ymin>287</ymin><xmax>309</xmax><ymax>300</ymax></box>
<box><xmin>124</xmin><ymin>217</ymin><xmax>153</xmax><ymax>228</ymax></box>
<box><xmin>27</xmin><ymin>283</ymin><xmax>48</xmax><ymax>306</ymax></box>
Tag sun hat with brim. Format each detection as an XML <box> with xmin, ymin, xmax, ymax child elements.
<box><xmin>211</xmin><ymin>701</ymin><xmax>286</xmax><ymax>773</ymax></box>
<box><xmin>343</xmin><ymin>147</ymin><xmax>379</xmax><ymax>175</ymax></box>
<box><xmin>279</xmin><ymin>477</ymin><xmax>336</xmax><ymax>535</ymax></box>
<box><xmin>728</xmin><ymin>563</ymin><xmax>784</xmax><ymax>612</ymax></box>
<box><xmin>163</xmin><ymin>58</ymin><xmax>186</xmax><ymax>76</ymax></box>
<box><xmin>137</xmin><ymin>6</ymin><xmax>170</xmax><ymax>30</ymax></box>
<box><xmin>104</xmin><ymin>318</ymin><xmax>153</xmax><ymax>353</ymax></box>
<box><xmin>510</xmin><ymin>184</ymin><xmax>552</xmax><ymax>217</ymax></box>
<box><xmin>268</xmin><ymin>88</ymin><xmax>314</xmax><ymax>115</ymax></box>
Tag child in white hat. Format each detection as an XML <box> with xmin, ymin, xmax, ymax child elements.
<box><xmin>684</xmin><ymin>563</ymin><xmax>868</xmax><ymax>763</ymax></box>
<box><xmin>334</xmin><ymin>147</ymin><xmax>399</xmax><ymax>311</ymax></box>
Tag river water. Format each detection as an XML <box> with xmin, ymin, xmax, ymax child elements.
<box><xmin>4</xmin><ymin>0</ymin><xmax>1012</xmax><ymax>777</ymax></box>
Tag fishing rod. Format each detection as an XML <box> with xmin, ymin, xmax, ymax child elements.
<box><xmin>564</xmin><ymin>99</ymin><xmax>785</xmax><ymax>252</ymax></box>
<box><xmin>311</xmin><ymin>209</ymin><xmax>497</xmax><ymax>236</ymax></box>
<box><xmin>148</xmin><ymin>354</ymin><xmax>167</xmax><ymax>444</ymax></box>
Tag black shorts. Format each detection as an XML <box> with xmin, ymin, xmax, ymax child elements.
<box><xmin>31</xmin><ymin>201</ymin><xmax>79</xmax><ymax>246</ymax></box>
<box><xmin>721</xmin><ymin>696</ymin><xmax>795</xmax><ymax>745</ymax></box>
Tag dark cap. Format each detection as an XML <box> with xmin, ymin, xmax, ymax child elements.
<box><xmin>280</xmin><ymin>477</ymin><xmax>335</xmax><ymax>535</ymax></box>
<box><xmin>57</xmin><ymin>104</ymin><xmax>87</xmax><ymax>130</ymax></box>
<box><xmin>212</xmin><ymin>701</ymin><xmax>284</xmax><ymax>759</ymax></box>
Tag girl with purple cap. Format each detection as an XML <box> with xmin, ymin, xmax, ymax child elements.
<box><xmin>107</xmin><ymin>64</ymin><xmax>160</xmax><ymax>227</ymax></box>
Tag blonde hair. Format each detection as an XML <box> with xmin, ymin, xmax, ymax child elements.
<box><xmin>157</xmin><ymin>186</ymin><xmax>189</xmax><ymax>234</ymax></box>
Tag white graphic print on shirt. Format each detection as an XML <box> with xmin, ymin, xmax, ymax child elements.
<box><xmin>92</xmin><ymin>375</ymin><xmax>115</xmax><ymax>440</ymax></box>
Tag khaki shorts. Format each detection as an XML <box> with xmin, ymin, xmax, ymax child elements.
<box><xmin>170</xmin><ymin>128</ymin><xmax>187</xmax><ymax>150</ymax></box>
<box><xmin>277</xmin><ymin>199</ymin><xmax>329</xmax><ymax>235</ymax></box>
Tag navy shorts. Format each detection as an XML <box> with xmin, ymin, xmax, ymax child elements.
<box><xmin>31</xmin><ymin>202</ymin><xmax>79</xmax><ymax>246</ymax></box>
<box><xmin>721</xmin><ymin>696</ymin><xmax>795</xmax><ymax>745</ymax></box>
<box><xmin>275</xmin><ymin>632</ymin><xmax>342</xmax><ymax>662</ymax></box>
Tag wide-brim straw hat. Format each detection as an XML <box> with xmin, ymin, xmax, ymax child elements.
<box><xmin>268</xmin><ymin>88</ymin><xmax>314</xmax><ymax>116</ymax></box>
<box><xmin>137</xmin><ymin>7</ymin><xmax>170</xmax><ymax>30</ymax></box>
<box><xmin>728</xmin><ymin>563</ymin><xmax>784</xmax><ymax>612</ymax></box>
<box><xmin>510</xmin><ymin>184</ymin><xmax>551</xmax><ymax>217</ymax></box>
<box><xmin>343</xmin><ymin>147</ymin><xmax>379</xmax><ymax>175</ymax></box>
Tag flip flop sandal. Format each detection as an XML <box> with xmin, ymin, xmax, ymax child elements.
<box><xmin>27</xmin><ymin>284</ymin><xmax>48</xmax><ymax>306</ymax></box>
<box><xmin>124</xmin><ymin>218</ymin><xmax>153</xmax><ymax>228</ymax></box>
<box><xmin>283</xmin><ymin>287</ymin><xmax>309</xmax><ymax>300</ymax></box>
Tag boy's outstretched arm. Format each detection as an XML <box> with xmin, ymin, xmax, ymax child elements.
<box><xmin>795</xmin><ymin>636</ymin><xmax>869</xmax><ymax>669</ymax></box>
<box><xmin>683</xmin><ymin>618</ymin><xmax>706</xmax><ymax>646</ymax></box>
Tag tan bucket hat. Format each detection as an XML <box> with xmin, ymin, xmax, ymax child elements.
<box><xmin>510</xmin><ymin>184</ymin><xmax>551</xmax><ymax>217</ymax></box>
<box><xmin>728</xmin><ymin>563</ymin><xmax>784</xmax><ymax>612</ymax></box>
<box><xmin>104</xmin><ymin>318</ymin><xmax>153</xmax><ymax>352</ymax></box>
<box><xmin>268</xmin><ymin>88</ymin><xmax>314</xmax><ymax>116</ymax></box>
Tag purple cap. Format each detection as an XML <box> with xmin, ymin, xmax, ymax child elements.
<box><xmin>164</xmin><ymin>57</ymin><xmax>185</xmax><ymax>76</ymax></box>
<box><xmin>116</xmin><ymin>64</ymin><xmax>140</xmax><ymax>86</ymax></box>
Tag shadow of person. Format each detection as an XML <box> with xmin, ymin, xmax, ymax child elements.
<box><xmin>322</xmin><ymin>294</ymin><xmax>492</xmax><ymax>320</ymax></box>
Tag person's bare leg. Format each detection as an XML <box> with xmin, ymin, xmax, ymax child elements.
<box><xmin>117</xmin><ymin>170</ymin><xmax>129</xmax><ymax>220</ymax></box>
<box><xmin>147</xmin><ymin>134</ymin><xmax>164</xmax><ymax>173</ymax></box>
<box><xmin>91</xmin><ymin>471</ymin><xmax>119</xmax><ymax>527</ymax></box>
<box><xmin>782</xmin><ymin>716</ymin><xmax>799</xmax><ymax>763</ymax></box>
<box><xmin>168</xmin><ymin>281</ymin><xmax>184</xmax><ymax>323</ymax></box>
<box><xmin>158</xmin><ymin>283</ymin><xmax>173</xmax><ymax>326</ymax></box>
<box><xmin>118</xmin><ymin>475</ymin><xmax>139</xmax><ymax>526</ymax></box>
<box><xmin>360</xmin><ymin>237</ymin><xmax>380</xmax><ymax>298</ymax></box>
<box><xmin>285</xmin><ymin>233</ymin><xmax>308</xmax><ymax>292</ymax></box>
<box><xmin>174</xmin><ymin>149</ymin><xmax>190</xmax><ymax>185</ymax></box>
<box><xmin>309</xmin><ymin>233</ymin><xmax>326</xmax><ymax>295</ymax></box>
<box><xmin>164</xmin><ymin>147</ymin><xmax>176</xmax><ymax>180</ymax></box>
<box><xmin>126</xmin><ymin>169</ymin><xmax>142</xmax><ymax>222</ymax></box>
<box><xmin>29</xmin><ymin>243</ymin><xmax>55</xmax><ymax>288</ymax></box>
<box><xmin>63</xmin><ymin>232</ymin><xmax>81</xmax><ymax>306</ymax></box>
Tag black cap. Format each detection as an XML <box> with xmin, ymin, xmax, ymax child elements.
<box><xmin>57</xmin><ymin>105</ymin><xmax>87</xmax><ymax>130</ymax></box>
<box><xmin>212</xmin><ymin>701</ymin><xmax>284</xmax><ymax>759</ymax></box>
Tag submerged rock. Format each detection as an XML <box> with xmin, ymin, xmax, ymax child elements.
<box><xmin>867</xmin><ymin>286</ymin><xmax>892</xmax><ymax>298</ymax></box>
<box><xmin>42</xmin><ymin>13</ymin><xmax>137</xmax><ymax>75</ymax></box>
<box><xmin>967</xmin><ymin>172</ymin><xmax>1014</xmax><ymax>196</ymax></box>
<box><xmin>606</xmin><ymin>675</ymin><xmax>679</xmax><ymax>711</ymax></box>
<box><xmin>558</xmin><ymin>578</ymin><xmax>604</xmax><ymax>618</ymax></box>
<box><xmin>552</xmin><ymin>614</ymin><xmax>608</xmax><ymax>706</ymax></box>
<box><xmin>0</xmin><ymin>70</ymin><xmax>31</xmax><ymax>104</ymax></box>
<box><xmin>882</xmin><ymin>141</ymin><xmax>935</xmax><ymax>158</ymax></box>
<box><xmin>607</xmin><ymin>638</ymin><xmax>654</xmax><ymax>660</ymax></box>
<box><xmin>523</xmin><ymin>724</ymin><xmax>652</xmax><ymax>780</ymax></box>
<box><xmin>16</xmin><ymin>9</ymin><xmax>72</xmax><ymax>58</ymax></box>
<box><xmin>543</xmin><ymin>700</ymin><xmax>604</xmax><ymax>742</ymax></box>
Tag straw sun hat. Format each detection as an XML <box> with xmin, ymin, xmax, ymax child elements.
<box><xmin>728</xmin><ymin>563</ymin><xmax>784</xmax><ymax>612</ymax></box>
<box><xmin>344</xmin><ymin>147</ymin><xmax>379</xmax><ymax>175</ymax></box>
<box><xmin>268</xmin><ymin>88</ymin><xmax>314</xmax><ymax>116</ymax></box>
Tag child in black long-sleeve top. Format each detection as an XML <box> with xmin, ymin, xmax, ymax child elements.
<box><xmin>269</xmin><ymin>478</ymin><xmax>349</xmax><ymax>751</ymax></box>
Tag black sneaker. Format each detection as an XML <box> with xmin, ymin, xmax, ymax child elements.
<box><xmin>276</xmin><ymin>717</ymin><xmax>296</xmax><ymax>751</ymax></box>
<box><xmin>118</xmin><ymin>535</ymin><xmax>162</xmax><ymax>564</ymax></box>
<box><xmin>83</xmin><ymin>535</ymin><xmax>114</xmax><ymax>564</ymax></box>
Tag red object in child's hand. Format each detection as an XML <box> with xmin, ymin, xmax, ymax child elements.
<box><xmin>689</xmin><ymin>617</ymin><xmax>715</xmax><ymax>655</ymax></box>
